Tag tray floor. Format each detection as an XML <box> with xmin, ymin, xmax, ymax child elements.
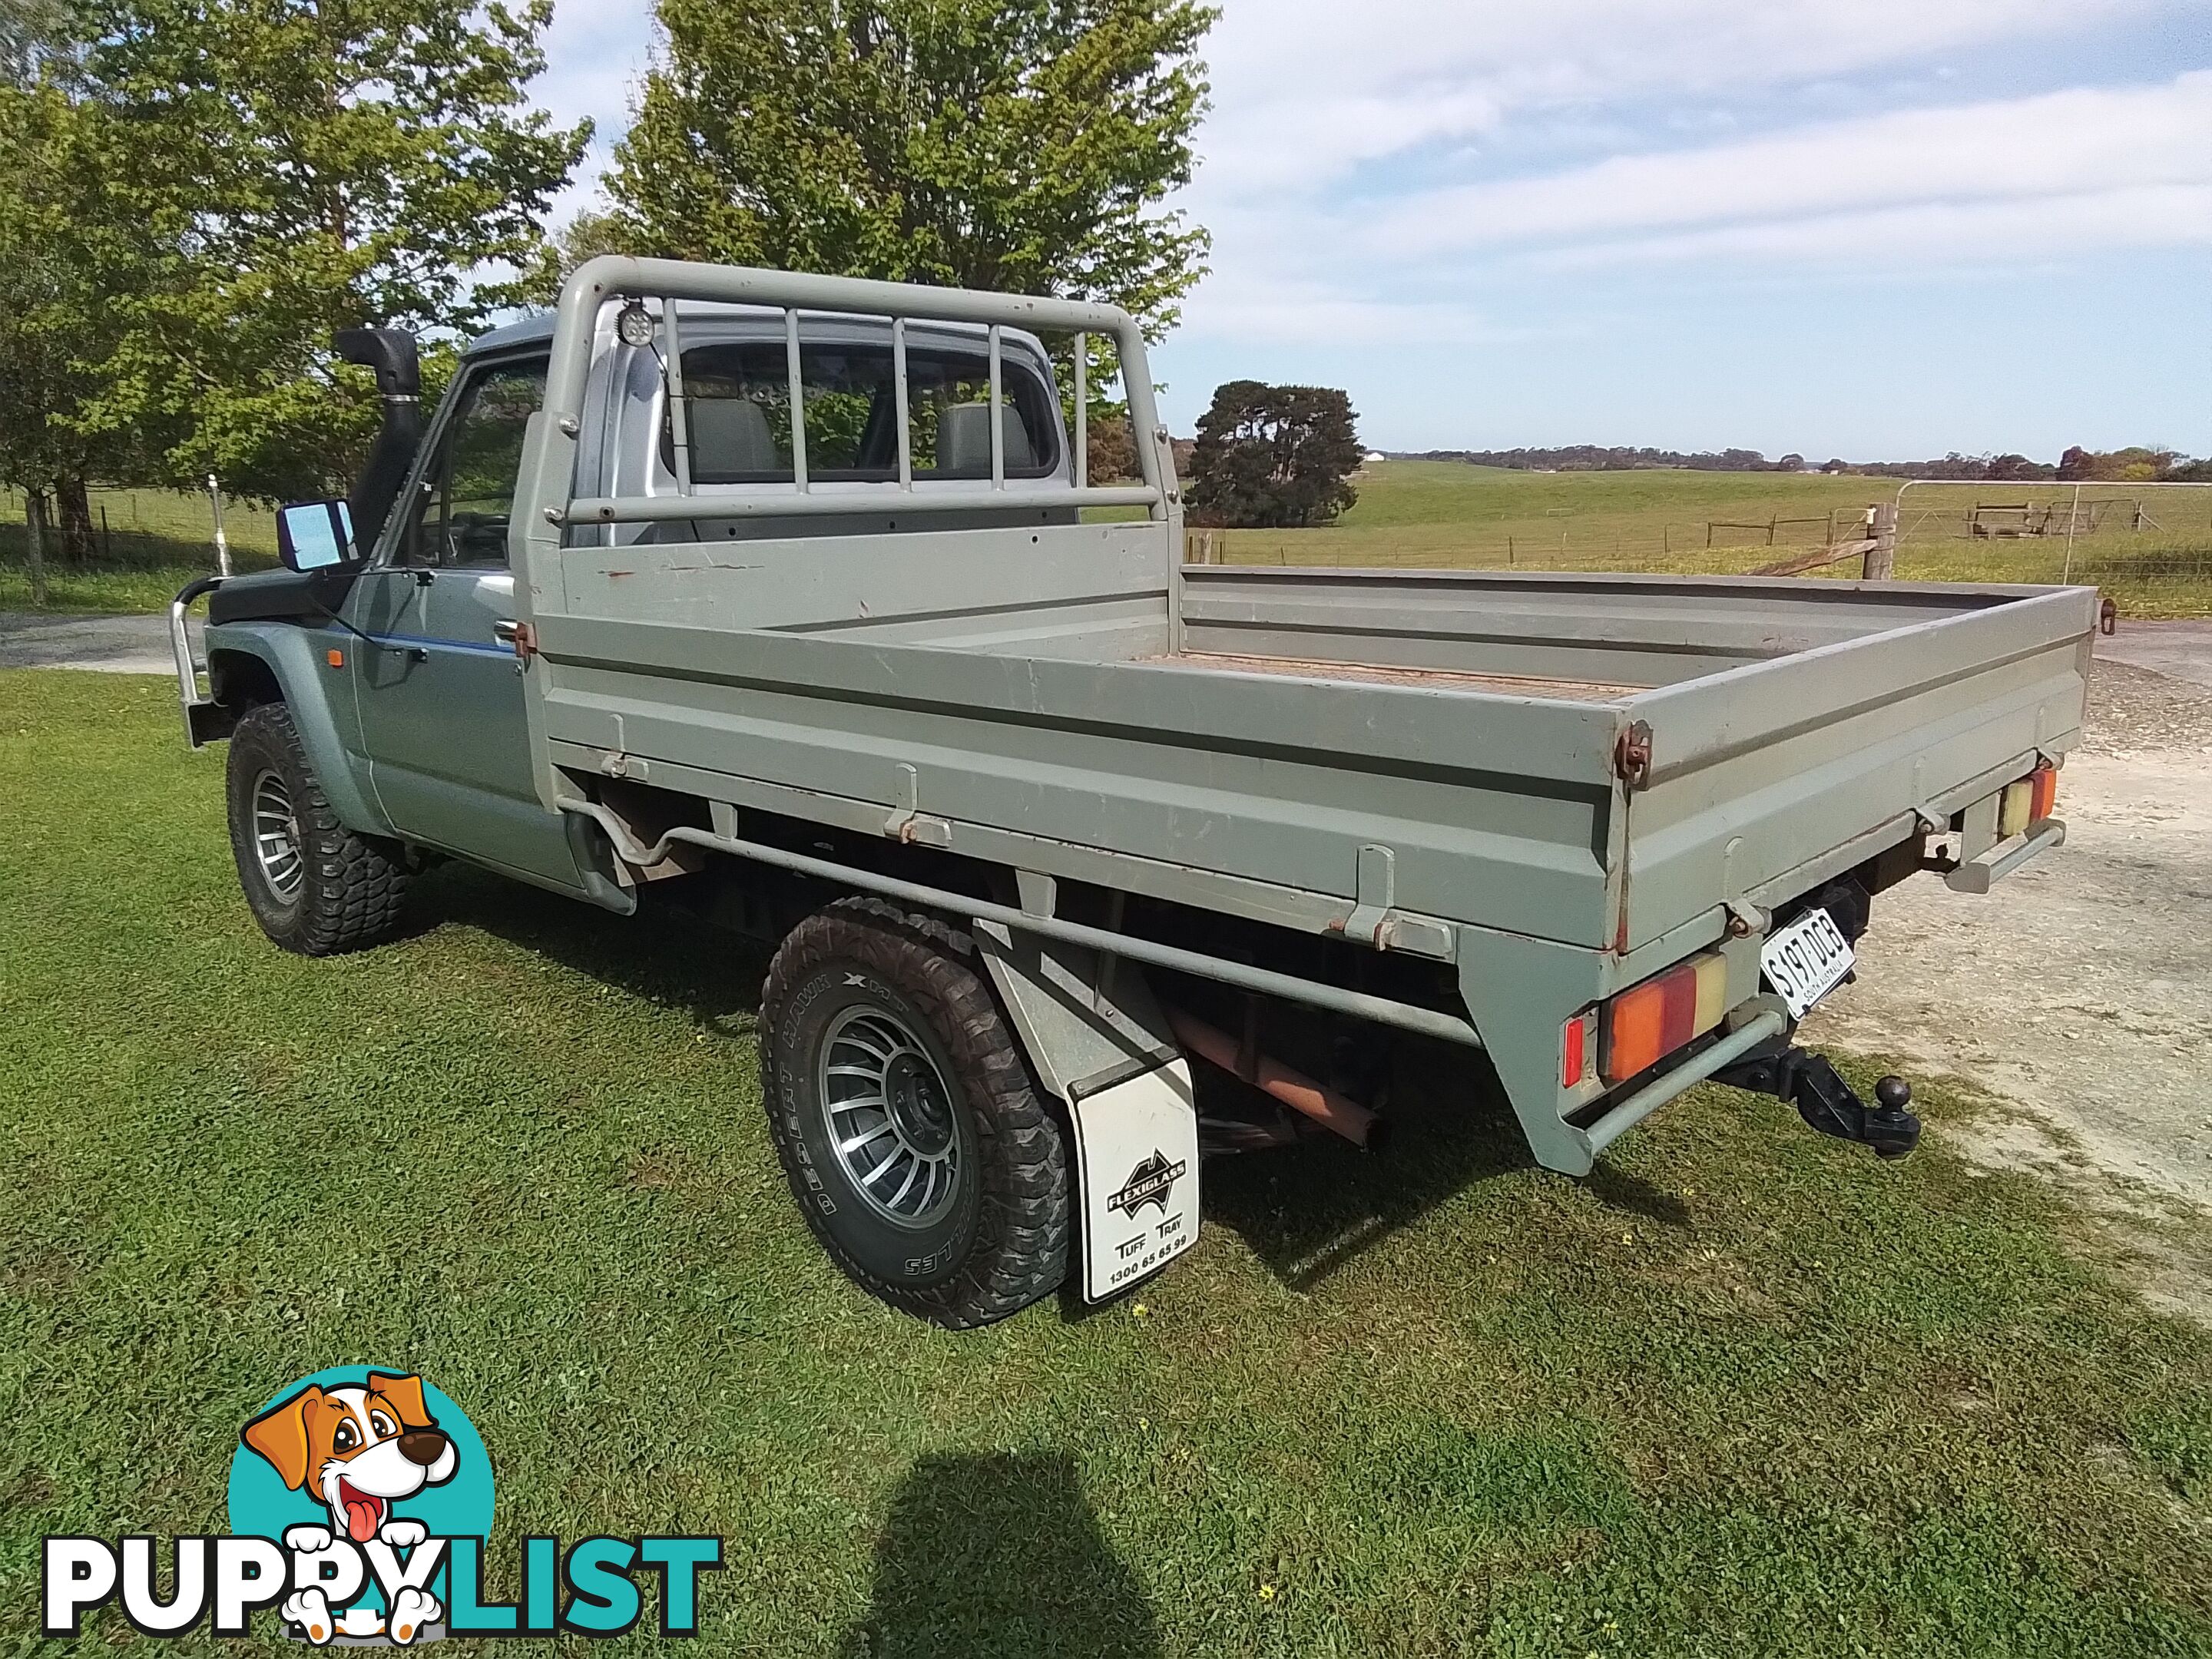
<box><xmin>1154</xmin><ymin>651</ymin><xmax>1642</xmax><ymax>703</ymax></box>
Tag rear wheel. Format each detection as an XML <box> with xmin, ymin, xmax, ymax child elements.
<box><xmin>225</xmin><ymin>703</ymin><xmax>411</xmax><ymax>955</ymax></box>
<box><xmin>759</xmin><ymin>898</ymin><xmax>1068</xmax><ymax>1327</ymax></box>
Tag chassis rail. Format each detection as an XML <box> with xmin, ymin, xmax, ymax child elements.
<box><xmin>564</xmin><ymin>795</ymin><xmax>1785</xmax><ymax>1161</ymax></box>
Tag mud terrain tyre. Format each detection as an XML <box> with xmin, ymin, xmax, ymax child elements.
<box><xmin>760</xmin><ymin>898</ymin><xmax>1069</xmax><ymax>1326</ymax></box>
<box><xmin>226</xmin><ymin>702</ymin><xmax>411</xmax><ymax>955</ymax></box>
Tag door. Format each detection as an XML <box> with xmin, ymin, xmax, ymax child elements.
<box><xmin>353</xmin><ymin>353</ymin><xmax>584</xmax><ymax>889</ymax></box>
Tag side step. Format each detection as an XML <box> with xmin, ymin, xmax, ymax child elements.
<box><xmin>1715</xmin><ymin>1047</ymin><xmax>1922</xmax><ymax>1159</ymax></box>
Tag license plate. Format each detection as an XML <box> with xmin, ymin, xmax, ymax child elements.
<box><xmin>1760</xmin><ymin>906</ymin><xmax>1854</xmax><ymax>1018</ymax></box>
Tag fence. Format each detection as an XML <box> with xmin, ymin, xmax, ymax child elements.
<box><xmin>1889</xmin><ymin>479</ymin><xmax>2212</xmax><ymax>616</ymax></box>
<box><xmin>1184</xmin><ymin>477</ymin><xmax>2212</xmax><ymax>619</ymax></box>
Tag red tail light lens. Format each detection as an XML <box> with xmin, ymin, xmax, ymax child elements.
<box><xmin>1561</xmin><ymin>1008</ymin><xmax>1595</xmax><ymax>1087</ymax></box>
<box><xmin>2029</xmin><ymin>763</ymin><xmax>2058</xmax><ymax>823</ymax></box>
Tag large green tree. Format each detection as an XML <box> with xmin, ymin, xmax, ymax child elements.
<box><xmin>0</xmin><ymin>77</ymin><xmax>116</xmax><ymax>569</ymax></box>
<box><xmin>607</xmin><ymin>0</ymin><xmax>1214</xmax><ymax>339</ymax></box>
<box><xmin>27</xmin><ymin>0</ymin><xmax>589</xmax><ymax>502</ymax></box>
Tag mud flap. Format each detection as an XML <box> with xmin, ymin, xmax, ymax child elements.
<box><xmin>975</xmin><ymin>919</ymin><xmax>1200</xmax><ymax>1300</ymax></box>
<box><xmin>1069</xmin><ymin>1062</ymin><xmax>1201</xmax><ymax>1301</ymax></box>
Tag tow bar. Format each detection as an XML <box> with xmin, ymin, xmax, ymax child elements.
<box><xmin>1715</xmin><ymin>1047</ymin><xmax>1921</xmax><ymax>1159</ymax></box>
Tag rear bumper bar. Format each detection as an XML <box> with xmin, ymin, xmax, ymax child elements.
<box><xmin>1945</xmin><ymin>817</ymin><xmax>2065</xmax><ymax>893</ymax></box>
<box><xmin>1578</xmin><ymin>1007</ymin><xmax>1790</xmax><ymax>1161</ymax></box>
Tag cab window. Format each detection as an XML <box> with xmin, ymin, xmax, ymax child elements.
<box><xmin>667</xmin><ymin>337</ymin><xmax>1060</xmax><ymax>485</ymax></box>
<box><xmin>403</xmin><ymin>358</ymin><xmax>547</xmax><ymax>567</ymax></box>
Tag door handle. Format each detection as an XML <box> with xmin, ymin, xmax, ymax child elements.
<box><xmin>492</xmin><ymin>619</ymin><xmax>519</xmax><ymax>643</ymax></box>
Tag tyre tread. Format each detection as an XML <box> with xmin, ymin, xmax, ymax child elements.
<box><xmin>760</xmin><ymin>897</ymin><xmax>1068</xmax><ymax>1327</ymax></box>
<box><xmin>227</xmin><ymin>703</ymin><xmax>411</xmax><ymax>955</ymax></box>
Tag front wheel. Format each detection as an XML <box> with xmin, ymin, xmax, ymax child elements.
<box><xmin>758</xmin><ymin>899</ymin><xmax>1069</xmax><ymax>1327</ymax></box>
<box><xmin>225</xmin><ymin>703</ymin><xmax>411</xmax><ymax>956</ymax></box>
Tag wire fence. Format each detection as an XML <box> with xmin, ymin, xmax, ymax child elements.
<box><xmin>1888</xmin><ymin>480</ymin><xmax>2212</xmax><ymax>617</ymax></box>
<box><xmin>1191</xmin><ymin>478</ymin><xmax>2212</xmax><ymax>618</ymax></box>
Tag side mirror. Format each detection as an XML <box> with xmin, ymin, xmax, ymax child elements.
<box><xmin>276</xmin><ymin>498</ymin><xmax>359</xmax><ymax>573</ymax></box>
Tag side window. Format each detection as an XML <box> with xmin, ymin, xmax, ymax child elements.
<box><xmin>668</xmin><ymin>336</ymin><xmax>1059</xmax><ymax>485</ymax></box>
<box><xmin>402</xmin><ymin>359</ymin><xmax>548</xmax><ymax>567</ymax></box>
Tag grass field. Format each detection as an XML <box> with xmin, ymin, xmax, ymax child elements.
<box><xmin>1211</xmin><ymin>464</ymin><xmax>2212</xmax><ymax>618</ymax></box>
<box><xmin>3</xmin><ymin>668</ymin><xmax>2210</xmax><ymax>1655</ymax></box>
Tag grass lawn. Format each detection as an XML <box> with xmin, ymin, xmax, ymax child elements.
<box><xmin>0</xmin><ymin>485</ymin><xmax>277</xmax><ymax>614</ymax></box>
<box><xmin>1209</xmin><ymin>464</ymin><xmax>2212</xmax><ymax>618</ymax></box>
<box><xmin>2</xmin><ymin>667</ymin><xmax>2210</xmax><ymax>1656</ymax></box>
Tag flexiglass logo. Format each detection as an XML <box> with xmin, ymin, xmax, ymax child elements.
<box><xmin>42</xmin><ymin>1366</ymin><xmax>721</xmax><ymax>1643</ymax></box>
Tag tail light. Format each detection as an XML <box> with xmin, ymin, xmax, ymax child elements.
<box><xmin>1601</xmin><ymin>951</ymin><xmax>1728</xmax><ymax>1084</ymax></box>
<box><xmin>1999</xmin><ymin>764</ymin><xmax>2058</xmax><ymax>838</ymax></box>
<box><xmin>1561</xmin><ymin>1008</ymin><xmax>1596</xmax><ymax>1088</ymax></box>
<box><xmin>2029</xmin><ymin>763</ymin><xmax>2058</xmax><ymax>823</ymax></box>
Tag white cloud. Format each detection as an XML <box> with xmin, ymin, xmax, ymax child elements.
<box><xmin>524</xmin><ymin>0</ymin><xmax>2207</xmax><ymax>386</ymax></box>
<box><xmin>1365</xmin><ymin>75</ymin><xmax>2212</xmax><ymax>257</ymax></box>
<box><xmin>1174</xmin><ymin>274</ymin><xmax>1525</xmax><ymax>346</ymax></box>
<box><xmin>1536</xmin><ymin>184</ymin><xmax>2212</xmax><ymax>269</ymax></box>
<box><xmin>1188</xmin><ymin>0</ymin><xmax>2181</xmax><ymax>198</ymax></box>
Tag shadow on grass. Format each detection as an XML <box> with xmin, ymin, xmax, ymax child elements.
<box><xmin>406</xmin><ymin>864</ymin><xmax>1686</xmax><ymax>1296</ymax></box>
<box><xmin>1198</xmin><ymin>1035</ymin><xmax>1690</xmax><ymax>1291</ymax></box>
<box><xmin>843</xmin><ymin>1452</ymin><xmax>1158</xmax><ymax>1659</ymax></box>
<box><xmin>1194</xmin><ymin>1038</ymin><xmax>1527</xmax><ymax>1293</ymax></box>
<box><xmin>409</xmin><ymin>860</ymin><xmax>771</xmax><ymax>1036</ymax></box>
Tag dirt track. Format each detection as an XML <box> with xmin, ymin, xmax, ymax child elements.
<box><xmin>1803</xmin><ymin>651</ymin><xmax>2212</xmax><ymax>1209</ymax></box>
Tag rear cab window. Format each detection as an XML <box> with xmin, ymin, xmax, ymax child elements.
<box><xmin>664</xmin><ymin>333</ymin><xmax>1061</xmax><ymax>485</ymax></box>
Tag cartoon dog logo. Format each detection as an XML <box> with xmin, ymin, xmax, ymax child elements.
<box><xmin>240</xmin><ymin>1373</ymin><xmax>456</xmax><ymax>1644</ymax></box>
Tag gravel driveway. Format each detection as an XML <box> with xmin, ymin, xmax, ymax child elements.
<box><xmin>0</xmin><ymin>609</ymin><xmax>199</xmax><ymax>674</ymax></box>
<box><xmin>1804</xmin><ymin>638</ymin><xmax>2212</xmax><ymax>1209</ymax></box>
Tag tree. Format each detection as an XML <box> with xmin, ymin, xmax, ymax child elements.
<box><xmin>1185</xmin><ymin>381</ymin><xmax>1361</xmax><ymax>529</ymax></box>
<box><xmin>608</xmin><ymin>0</ymin><xmax>1214</xmax><ymax>340</ymax></box>
<box><xmin>45</xmin><ymin>0</ymin><xmax>589</xmax><ymax>498</ymax></box>
<box><xmin>2059</xmin><ymin>445</ymin><xmax>2178</xmax><ymax>483</ymax></box>
<box><xmin>1083</xmin><ymin>412</ymin><xmax>1137</xmax><ymax>484</ymax></box>
<box><xmin>1</xmin><ymin>0</ymin><xmax>68</xmax><ymax>83</ymax></box>
<box><xmin>0</xmin><ymin>78</ymin><xmax>113</xmax><ymax>577</ymax></box>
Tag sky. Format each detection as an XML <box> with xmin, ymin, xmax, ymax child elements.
<box><xmin>530</xmin><ymin>0</ymin><xmax>2212</xmax><ymax>461</ymax></box>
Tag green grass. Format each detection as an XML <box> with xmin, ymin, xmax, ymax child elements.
<box><xmin>1208</xmin><ymin>464</ymin><xmax>2212</xmax><ymax>618</ymax></box>
<box><xmin>0</xmin><ymin>485</ymin><xmax>278</xmax><ymax>613</ymax></box>
<box><xmin>2</xmin><ymin>668</ymin><xmax>2210</xmax><ymax>1656</ymax></box>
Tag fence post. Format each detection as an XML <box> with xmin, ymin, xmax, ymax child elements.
<box><xmin>206</xmin><ymin>473</ymin><xmax>232</xmax><ymax>577</ymax></box>
<box><xmin>2061</xmin><ymin>483</ymin><xmax>2082</xmax><ymax>583</ymax></box>
<box><xmin>1862</xmin><ymin>502</ymin><xmax>1897</xmax><ymax>580</ymax></box>
<box><xmin>25</xmin><ymin>487</ymin><xmax>50</xmax><ymax>607</ymax></box>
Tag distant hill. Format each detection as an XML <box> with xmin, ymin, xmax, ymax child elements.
<box><xmin>1391</xmin><ymin>445</ymin><xmax>2211</xmax><ymax>482</ymax></box>
<box><xmin>1396</xmin><ymin>445</ymin><xmax>1793</xmax><ymax>473</ymax></box>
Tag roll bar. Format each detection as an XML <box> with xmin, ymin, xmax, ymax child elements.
<box><xmin>522</xmin><ymin>258</ymin><xmax>1177</xmax><ymax>535</ymax></box>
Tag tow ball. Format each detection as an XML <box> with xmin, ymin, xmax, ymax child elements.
<box><xmin>1714</xmin><ymin>1047</ymin><xmax>1921</xmax><ymax>1159</ymax></box>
